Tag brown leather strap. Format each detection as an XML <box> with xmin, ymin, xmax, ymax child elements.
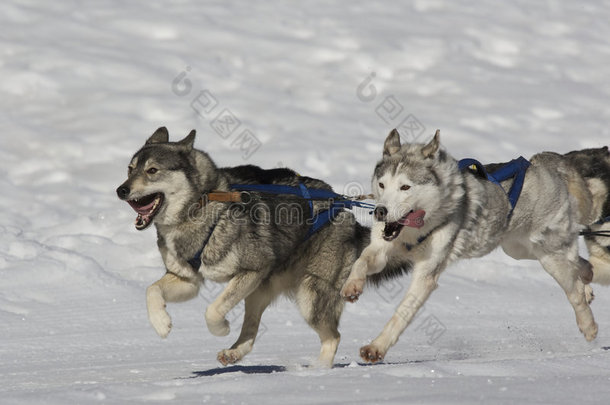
<box><xmin>207</xmin><ymin>191</ymin><xmax>243</xmax><ymax>203</ymax></box>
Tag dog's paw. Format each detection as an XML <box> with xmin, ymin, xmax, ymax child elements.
<box><xmin>148</xmin><ymin>308</ymin><xmax>172</xmax><ymax>338</ymax></box>
<box><xmin>340</xmin><ymin>278</ymin><xmax>365</xmax><ymax>303</ymax></box>
<box><xmin>360</xmin><ymin>344</ymin><xmax>385</xmax><ymax>363</ymax></box>
<box><xmin>205</xmin><ymin>307</ymin><xmax>230</xmax><ymax>336</ymax></box>
<box><xmin>585</xmin><ymin>284</ymin><xmax>595</xmax><ymax>305</ymax></box>
<box><xmin>581</xmin><ymin>321</ymin><xmax>598</xmax><ymax>342</ymax></box>
<box><xmin>217</xmin><ymin>349</ymin><xmax>241</xmax><ymax>366</ymax></box>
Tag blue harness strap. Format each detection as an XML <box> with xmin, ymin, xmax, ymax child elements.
<box><xmin>187</xmin><ymin>251</ymin><xmax>202</xmax><ymax>269</ymax></box>
<box><xmin>595</xmin><ymin>216</ymin><xmax>610</xmax><ymax>225</ymax></box>
<box><xmin>458</xmin><ymin>156</ymin><xmax>530</xmax><ymax>219</ymax></box>
<box><xmin>187</xmin><ymin>183</ymin><xmax>375</xmax><ymax>267</ymax></box>
<box><xmin>231</xmin><ymin>183</ymin><xmax>375</xmax><ymax>240</ymax></box>
<box><xmin>229</xmin><ymin>184</ymin><xmax>374</xmax><ymax>209</ymax></box>
<box><xmin>187</xmin><ymin>222</ymin><xmax>218</xmax><ymax>269</ymax></box>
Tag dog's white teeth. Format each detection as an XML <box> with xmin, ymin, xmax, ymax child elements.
<box><xmin>135</xmin><ymin>214</ymin><xmax>143</xmax><ymax>226</ymax></box>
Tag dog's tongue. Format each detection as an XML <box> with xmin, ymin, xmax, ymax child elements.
<box><xmin>129</xmin><ymin>200</ymin><xmax>156</xmax><ymax>215</ymax></box>
<box><xmin>398</xmin><ymin>210</ymin><xmax>426</xmax><ymax>229</ymax></box>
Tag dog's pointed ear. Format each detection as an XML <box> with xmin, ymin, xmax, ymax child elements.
<box><xmin>383</xmin><ymin>129</ymin><xmax>402</xmax><ymax>157</ymax></box>
<box><xmin>146</xmin><ymin>127</ymin><xmax>169</xmax><ymax>144</ymax></box>
<box><xmin>422</xmin><ymin>130</ymin><xmax>441</xmax><ymax>159</ymax></box>
<box><xmin>177</xmin><ymin>129</ymin><xmax>196</xmax><ymax>150</ymax></box>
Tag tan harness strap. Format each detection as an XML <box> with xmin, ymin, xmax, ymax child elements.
<box><xmin>207</xmin><ymin>191</ymin><xmax>243</xmax><ymax>203</ymax></box>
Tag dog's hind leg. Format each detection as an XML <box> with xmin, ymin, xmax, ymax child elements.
<box><xmin>205</xmin><ymin>271</ymin><xmax>263</xmax><ymax>337</ymax></box>
<box><xmin>360</xmin><ymin>269</ymin><xmax>440</xmax><ymax>363</ymax></box>
<box><xmin>296</xmin><ymin>276</ymin><xmax>343</xmax><ymax>368</ymax></box>
<box><xmin>217</xmin><ymin>283</ymin><xmax>277</xmax><ymax>366</ymax></box>
<box><xmin>314</xmin><ymin>324</ymin><xmax>341</xmax><ymax>369</ymax></box>
<box><xmin>146</xmin><ymin>272</ymin><xmax>201</xmax><ymax>338</ymax></box>
<box><xmin>536</xmin><ymin>250</ymin><xmax>598</xmax><ymax>341</ymax></box>
<box><xmin>585</xmin><ymin>228</ymin><xmax>610</xmax><ymax>285</ymax></box>
<box><xmin>585</xmin><ymin>284</ymin><xmax>595</xmax><ymax>305</ymax></box>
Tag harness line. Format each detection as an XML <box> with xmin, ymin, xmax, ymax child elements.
<box><xmin>187</xmin><ymin>183</ymin><xmax>376</xmax><ymax>269</ymax></box>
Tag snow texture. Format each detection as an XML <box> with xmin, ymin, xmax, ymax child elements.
<box><xmin>1</xmin><ymin>0</ymin><xmax>610</xmax><ymax>403</ymax></box>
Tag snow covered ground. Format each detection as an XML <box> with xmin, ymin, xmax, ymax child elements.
<box><xmin>2</xmin><ymin>0</ymin><xmax>610</xmax><ymax>403</ymax></box>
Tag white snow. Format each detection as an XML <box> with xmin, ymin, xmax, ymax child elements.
<box><xmin>2</xmin><ymin>0</ymin><xmax>610</xmax><ymax>403</ymax></box>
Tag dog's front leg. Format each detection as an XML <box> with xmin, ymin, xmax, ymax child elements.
<box><xmin>341</xmin><ymin>241</ymin><xmax>389</xmax><ymax>302</ymax></box>
<box><xmin>360</xmin><ymin>265</ymin><xmax>441</xmax><ymax>363</ymax></box>
<box><xmin>205</xmin><ymin>271</ymin><xmax>263</xmax><ymax>337</ymax></box>
<box><xmin>146</xmin><ymin>272</ymin><xmax>200</xmax><ymax>338</ymax></box>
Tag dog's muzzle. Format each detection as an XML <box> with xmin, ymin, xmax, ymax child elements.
<box><xmin>374</xmin><ymin>205</ymin><xmax>388</xmax><ymax>222</ymax></box>
<box><xmin>116</xmin><ymin>185</ymin><xmax>130</xmax><ymax>200</ymax></box>
<box><xmin>116</xmin><ymin>183</ymin><xmax>164</xmax><ymax>231</ymax></box>
<box><xmin>380</xmin><ymin>209</ymin><xmax>426</xmax><ymax>242</ymax></box>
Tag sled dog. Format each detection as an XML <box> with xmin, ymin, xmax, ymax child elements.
<box><xmin>341</xmin><ymin>129</ymin><xmax>608</xmax><ymax>363</ymax></box>
<box><xmin>116</xmin><ymin>127</ymin><xmax>408</xmax><ymax>367</ymax></box>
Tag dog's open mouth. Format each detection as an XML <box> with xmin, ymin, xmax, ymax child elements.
<box><xmin>127</xmin><ymin>193</ymin><xmax>164</xmax><ymax>230</ymax></box>
<box><xmin>382</xmin><ymin>210</ymin><xmax>426</xmax><ymax>242</ymax></box>
<box><xmin>383</xmin><ymin>221</ymin><xmax>404</xmax><ymax>241</ymax></box>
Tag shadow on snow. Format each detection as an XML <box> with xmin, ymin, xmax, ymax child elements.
<box><xmin>188</xmin><ymin>360</ymin><xmax>429</xmax><ymax>377</ymax></box>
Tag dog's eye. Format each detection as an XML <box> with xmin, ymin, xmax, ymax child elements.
<box><xmin>146</xmin><ymin>168</ymin><xmax>158</xmax><ymax>175</ymax></box>
<box><xmin>128</xmin><ymin>166</ymin><xmax>134</xmax><ymax>175</ymax></box>
<box><xmin>400</xmin><ymin>185</ymin><xmax>411</xmax><ymax>191</ymax></box>
<box><xmin>378</xmin><ymin>182</ymin><xmax>385</xmax><ymax>189</ymax></box>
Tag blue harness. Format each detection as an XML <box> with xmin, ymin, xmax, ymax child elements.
<box><xmin>187</xmin><ymin>183</ymin><xmax>375</xmax><ymax>269</ymax></box>
<box><xmin>458</xmin><ymin>156</ymin><xmax>530</xmax><ymax>219</ymax></box>
<box><xmin>187</xmin><ymin>158</ymin><xmax>531</xmax><ymax>268</ymax></box>
<box><xmin>595</xmin><ymin>216</ymin><xmax>610</xmax><ymax>225</ymax></box>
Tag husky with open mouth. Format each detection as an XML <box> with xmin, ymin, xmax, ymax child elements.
<box><xmin>341</xmin><ymin>129</ymin><xmax>608</xmax><ymax>363</ymax></box>
<box><xmin>116</xmin><ymin>127</ymin><xmax>410</xmax><ymax>367</ymax></box>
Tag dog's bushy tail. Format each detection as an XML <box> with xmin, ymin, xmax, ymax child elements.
<box><xmin>564</xmin><ymin>146</ymin><xmax>610</xmax><ymax>285</ymax></box>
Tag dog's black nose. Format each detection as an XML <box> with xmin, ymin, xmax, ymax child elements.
<box><xmin>116</xmin><ymin>185</ymin><xmax>130</xmax><ymax>200</ymax></box>
<box><xmin>374</xmin><ymin>206</ymin><xmax>388</xmax><ymax>222</ymax></box>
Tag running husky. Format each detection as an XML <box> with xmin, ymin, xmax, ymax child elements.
<box><xmin>116</xmin><ymin>127</ymin><xmax>408</xmax><ymax>367</ymax></box>
<box><xmin>341</xmin><ymin>129</ymin><xmax>609</xmax><ymax>363</ymax></box>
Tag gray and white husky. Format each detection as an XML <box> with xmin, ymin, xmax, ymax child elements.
<box><xmin>116</xmin><ymin>127</ymin><xmax>408</xmax><ymax>367</ymax></box>
<box><xmin>341</xmin><ymin>129</ymin><xmax>610</xmax><ymax>363</ymax></box>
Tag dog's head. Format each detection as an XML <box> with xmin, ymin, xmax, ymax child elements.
<box><xmin>116</xmin><ymin>127</ymin><xmax>218</xmax><ymax>230</ymax></box>
<box><xmin>372</xmin><ymin>129</ymin><xmax>453</xmax><ymax>241</ymax></box>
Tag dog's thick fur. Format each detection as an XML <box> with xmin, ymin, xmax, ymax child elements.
<box><xmin>116</xmin><ymin>127</ymin><xmax>408</xmax><ymax>367</ymax></box>
<box><xmin>341</xmin><ymin>129</ymin><xmax>607</xmax><ymax>363</ymax></box>
<box><xmin>563</xmin><ymin>146</ymin><xmax>610</xmax><ymax>284</ymax></box>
